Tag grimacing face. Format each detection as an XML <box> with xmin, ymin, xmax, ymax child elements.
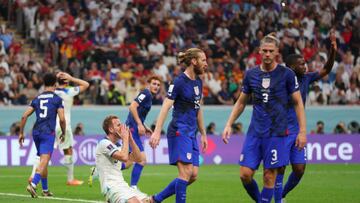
<box><xmin>149</xmin><ymin>79</ymin><xmax>161</xmax><ymax>95</ymax></box>
<box><xmin>194</xmin><ymin>52</ymin><xmax>208</xmax><ymax>75</ymax></box>
<box><xmin>260</xmin><ymin>42</ymin><xmax>278</xmax><ymax>66</ymax></box>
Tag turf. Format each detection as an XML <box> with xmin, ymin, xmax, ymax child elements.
<box><xmin>0</xmin><ymin>164</ymin><xmax>359</xmax><ymax>202</ymax></box>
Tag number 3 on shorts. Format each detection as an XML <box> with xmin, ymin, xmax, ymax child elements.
<box><xmin>271</xmin><ymin>149</ymin><xmax>278</xmax><ymax>161</ymax></box>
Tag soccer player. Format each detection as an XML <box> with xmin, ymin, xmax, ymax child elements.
<box><xmin>29</xmin><ymin>71</ymin><xmax>89</xmax><ymax>186</ymax></box>
<box><xmin>274</xmin><ymin>31</ymin><xmax>337</xmax><ymax>203</ymax></box>
<box><xmin>96</xmin><ymin>115</ymin><xmax>151</xmax><ymax>203</ymax></box>
<box><xmin>222</xmin><ymin>34</ymin><xmax>307</xmax><ymax>203</ymax></box>
<box><xmin>126</xmin><ymin>75</ymin><xmax>162</xmax><ymax>190</ymax></box>
<box><xmin>19</xmin><ymin>73</ymin><xmax>66</xmax><ymax>198</ymax></box>
<box><xmin>149</xmin><ymin>48</ymin><xmax>208</xmax><ymax>203</ymax></box>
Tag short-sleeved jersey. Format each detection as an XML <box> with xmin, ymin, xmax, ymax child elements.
<box><xmin>242</xmin><ymin>65</ymin><xmax>299</xmax><ymax>137</ymax></box>
<box><xmin>287</xmin><ymin>72</ymin><xmax>321</xmax><ymax>134</ymax></box>
<box><xmin>31</xmin><ymin>91</ymin><xmax>64</xmax><ymax>136</ymax></box>
<box><xmin>96</xmin><ymin>138</ymin><xmax>127</xmax><ymax>194</ymax></box>
<box><xmin>125</xmin><ymin>88</ymin><xmax>152</xmax><ymax>127</ymax></box>
<box><xmin>167</xmin><ymin>73</ymin><xmax>202</xmax><ymax>138</ymax></box>
<box><xmin>55</xmin><ymin>86</ymin><xmax>80</xmax><ymax>124</ymax></box>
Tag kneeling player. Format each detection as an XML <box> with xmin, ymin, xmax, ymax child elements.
<box><xmin>96</xmin><ymin>115</ymin><xmax>152</xmax><ymax>203</ymax></box>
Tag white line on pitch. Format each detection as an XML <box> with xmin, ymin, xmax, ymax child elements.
<box><xmin>0</xmin><ymin>192</ymin><xmax>103</xmax><ymax>203</ymax></box>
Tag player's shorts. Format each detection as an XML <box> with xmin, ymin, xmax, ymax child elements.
<box><xmin>129</xmin><ymin>126</ymin><xmax>144</xmax><ymax>152</ymax></box>
<box><xmin>239</xmin><ymin>135</ymin><xmax>287</xmax><ymax>169</ymax></box>
<box><xmin>105</xmin><ymin>185</ymin><xmax>148</xmax><ymax>203</ymax></box>
<box><xmin>167</xmin><ymin>133</ymin><xmax>199</xmax><ymax>167</ymax></box>
<box><xmin>286</xmin><ymin>133</ymin><xmax>307</xmax><ymax>164</ymax></box>
<box><xmin>33</xmin><ymin>133</ymin><xmax>56</xmax><ymax>156</ymax></box>
<box><xmin>56</xmin><ymin>126</ymin><xmax>73</xmax><ymax>150</ymax></box>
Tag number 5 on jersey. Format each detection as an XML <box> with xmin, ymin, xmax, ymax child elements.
<box><xmin>40</xmin><ymin>99</ymin><xmax>48</xmax><ymax>118</ymax></box>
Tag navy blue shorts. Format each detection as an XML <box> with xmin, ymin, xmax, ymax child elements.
<box><xmin>286</xmin><ymin>134</ymin><xmax>307</xmax><ymax>164</ymax></box>
<box><xmin>167</xmin><ymin>134</ymin><xmax>199</xmax><ymax>167</ymax></box>
<box><xmin>33</xmin><ymin>133</ymin><xmax>55</xmax><ymax>156</ymax></box>
<box><xmin>239</xmin><ymin>135</ymin><xmax>287</xmax><ymax>169</ymax></box>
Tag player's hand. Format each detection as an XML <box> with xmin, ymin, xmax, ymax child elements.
<box><xmin>149</xmin><ymin>131</ymin><xmax>161</xmax><ymax>149</ymax></box>
<box><xmin>18</xmin><ymin>133</ymin><xmax>25</xmax><ymax>147</ymax></box>
<box><xmin>57</xmin><ymin>72</ymin><xmax>72</xmax><ymax>82</ymax></box>
<box><xmin>222</xmin><ymin>125</ymin><xmax>232</xmax><ymax>144</ymax></box>
<box><xmin>295</xmin><ymin>132</ymin><xmax>307</xmax><ymax>150</ymax></box>
<box><xmin>330</xmin><ymin>29</ymin><xmax>337</xmax><ymax>51</ymax></box>
<box><xmin>138</xmin><ymin>124</ymin><xmax>146</xmax><ymax>136</ymax></box>
<box><xmin>200</xmin><ymin>134</ymin><xmax>208</xmax><ymax>153</ymax></box>
<box><xmin>59</xmin><ymin>133</ymin><xmax>65</xmax><ymax>143</ymax></box>
<box><xmin>116</xmin><ymin>124</ymin><xmax>130</xmax><ymax>140</ymax></box>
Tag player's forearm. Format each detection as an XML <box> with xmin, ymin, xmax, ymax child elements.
<box><xmin>19</xmin><ymin>115</ymin><xmax>28</xmax><ymax>135</ymax></box>
<box><xmin>70</xmin><ymin>77</ymin><xmax>89</xmax><ymax>91</ymax></box>
<box><xmin>129</xmin><ymin>104</ymin><xmax>142</xmax><ymax>125</ymax></box>
<box><xmin>322</xmin><ymin>46</ymin><xmax>336</xmax><ymax>75</ymax></box>
<box><xmin>60</xmin><ymin>118</ymin><xmax>66</xmax><ymax>135</ymax></box>
<box><xmin>116</xmin><ymin>139</ymin><xmax>130</xmax><ymax>162</ymax></box>
<box><xmin>197</xmin><ymin>109</ymin><xmax>206</xmax><ymax>136</ymax></box>
<box><xmin>294</xmin><ymin>101</ymin><xmax>306</xmax><ymax>134</ymax></box>
<box><xmin>225</xmin><ymin>97</ymin><xmax>246</xmax><ymax>127</ymax></box>
<box><xmin>154</xmin><ymin>100</ymin><xmax>172</xmax><ymax>134</ymax></box>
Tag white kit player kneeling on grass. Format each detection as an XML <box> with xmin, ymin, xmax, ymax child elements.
<box><xmin>96</xmin><ymin>115</ymin><xmax>153</xmax><ymax>203</ymax></box>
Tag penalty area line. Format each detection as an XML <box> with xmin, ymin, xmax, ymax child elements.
<box><xmin>0</xmin><ymin>192</ymin><xmax>103</xmax><ymax>203</ymax></box>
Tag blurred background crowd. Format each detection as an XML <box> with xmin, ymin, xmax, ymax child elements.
<box><xmin>0</xmin><ymin>0</ymin><xmax>359</xmax><ymax>107</ymax></box>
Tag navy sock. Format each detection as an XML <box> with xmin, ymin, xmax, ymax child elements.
<box><xmin>154</xmin><ymin>178</ymin><xmax>177</xmax><ymax>202</ymax></box>
<box><xmin>283</xmin><ymin>172</ymin><xmax>302</xmax><ymax>198</ymax></box>
<box><xmin>31</xmin><ymin>173</ymin><xmax>41</xmax><ymax>187</ymax></box>
<box><xmin>121</xmin><ymin>162</ymin><xmax>126</xmax><ymax>170</ymax></box>
<box><xmin>175</xmin><ymin>178</ymin><xmax>188</xmax><ymax>203</ymax></box>
<box><xmin>130</xmin><ymin>163</ymin><xmax>143</xmax><ymax>186</ymax></box>
<box><xmin>274</xmin><ymin>174</ymin><xmax>284</xmax><ymax>203</ymax></box>
<box><xmin>260</xmin><ymin>187</ymin><xmax>274</xmax><ymax>203</ymax></box>
<box><xmin>242</xmin><ymin>179</ymin><xmax>260</xmax><ymax>202</ymax></box>
<box><xmin>41</xmin><ymin>177</ymin><xmax>48</xmax><ymax>191</ymax></box>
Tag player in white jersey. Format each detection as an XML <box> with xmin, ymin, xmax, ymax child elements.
<box><xmin>96</xmin><ymin>115</ymin><xmax>152</xmax><ymax>203</ymax></box>
<box><xmin>29</xmin><ymin>72</ymin><xmax>89</xmax><ymax>186</ymax></box>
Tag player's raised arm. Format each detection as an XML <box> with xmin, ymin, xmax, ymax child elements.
<box><xmin>319</xmin><ymin>30</ymin><xmax>337</xmax><ymax>78</ymax></box>
<box><xmin>57</xmin><ymin>107</ymin><xmax>66</xmax><ymax>143</ymax></box>
<box><xmin>222</xmin><ymin>92</ymin><xmax>249</xmax><ymax>144</ymax></box>
<box><xmin>18</xmin><ymin>106</ymin><xmax>35</xmax><ymax>147</ymax></box>
<box><xmin>149</xmin><ymin>98</ymin><xmax>174</xmax><ymax>148</ymax></box>
<box><xmin>291</xmin><ymin>91</ymin><xmax>307</xmax><ymax>149</ymax></box>
<box><xmin>197</xmin><ymin>107</ymin><xmax>207</xmax><ymax>153</ymax></box>
<box><xmin>129</xmin><ymin>100</ymin><xmax>146</xmax><ymax>135</ymax></box>
<box><xmin>57</xmin><ymin>72</ymin><xmax>89</xmax><ymax>92</ymax></box>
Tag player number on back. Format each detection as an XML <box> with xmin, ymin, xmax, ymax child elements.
<box><xmin>39</xmin><ymin>99</ymin><xmax>48</xmax><ymax>118</ymax></box>
<box><xmin>262</xmin><ymin>93</ymin><xmax>269</xmax><ymax>103</ymax></box>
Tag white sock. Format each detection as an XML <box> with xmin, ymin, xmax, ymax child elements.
<box><xmin>30</xmin><ymin>156</ymin><xmax>40</xmax><ymax>178</ymax></box>
<box><xmin>64</xmin><ymin>155</ymin><xmax>74</xmax><ymax>181</ymax></box>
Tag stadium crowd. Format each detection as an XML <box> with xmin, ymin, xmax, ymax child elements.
<box><xmin>0</xmin><ymin>0</ymin><xmax>359</xmax><ymax>106</ymax></box>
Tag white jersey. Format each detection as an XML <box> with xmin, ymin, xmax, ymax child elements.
<box><xmin>96</xmin><ymin>139</ymin><xmax>128</xmax><ymax>195</ymax></box>
<box><xmin>55</xmin><ymin>86</ymin><xmax>80</xmax><ymax>126</ymax></box>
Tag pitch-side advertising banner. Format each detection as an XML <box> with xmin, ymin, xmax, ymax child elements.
<box><xmin>1</xmin><ymin>135</ymin><xmax>359</xmax><ymax>166</ymax></box>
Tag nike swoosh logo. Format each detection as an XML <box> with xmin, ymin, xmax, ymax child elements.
<box><xmin>271</xmin><ymin>161</ymin><xmax>278</xmax><ymax>165</ymax></box>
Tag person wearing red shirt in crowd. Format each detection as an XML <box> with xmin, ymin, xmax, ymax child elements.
<box><xmin>73</xmin><ymin>32</ymin><xmax>93</xmax><ymax>60</ymax></box>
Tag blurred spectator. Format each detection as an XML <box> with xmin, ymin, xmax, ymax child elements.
<box><xmin>348</xmin><ymin>121</ymin><xmax>360</xmax><ymax>134</ymax></box>
<box><xmin>232</xmin><ymin>122</ymin><xmax>243</xmax><ymax>135</ymax></box>
<box><xmin>74</xmin><ymin>123</ymin><xmax>85</xmax><ymax>136</ymax></box>
<box><xmin>206</xmin><ymin>122</ymin><xmax>218</xmax><ymax>136</ymax></box>
<box><xmin>334</xmin><ymin>121</ymin><xmax>348</xmax><ymax>134</ymax></box>
<box><xmin>9</xmin><ymin>121</ymin><xmax>20</xmax><ymax>136</ymax></box>
<box><xmin>345</xmin><ymin>81</ymin><xmax>360</xmax><ymax>105</ymax></box>
<box><xmin>0</xmin><ymin>81</ymin><xmax>10</xmax><ymax>105</ymax></box>
<box><xmin>311</xmin><ymin>120</ymin><xmax>325</xmax><ymax>134</ymax></box>
<box><xmin>308</xmin><ymin>82</ymin><xmax>327</xmax><ymax>105</ymax></box>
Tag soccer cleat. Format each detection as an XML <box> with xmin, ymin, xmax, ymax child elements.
<box><xmin>42</xmin><ymin>190</ymin><xmax>54</xmax><ymax>197</ymax></box>
<box><xmin>26</xmin><ymin>184</ymin><xmax>38</xmax><ymax>198</ymax></box>
<box><xmin>66</xmin><ymin>179</ymin><xmax>84</xmax><ymax>186</ymax></box>
<box><xmin>88</xmin><ymin>167</ymin><xmax>95</xmax><ymax>187</ymax></box>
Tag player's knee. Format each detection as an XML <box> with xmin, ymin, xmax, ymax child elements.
<box><xmin>263</xmin><ymin>170</ymin><xmax>276</xmax><ymax>187</ymax></box>
<box><xmin>293</xmin><ymin>165</ymin><xmax>306</xmax><ymax>178</ymax></box>
<box><xmin>239</xmin><ymin>171</ymin><xmax>252</xmax><ymax>183</ymax></box>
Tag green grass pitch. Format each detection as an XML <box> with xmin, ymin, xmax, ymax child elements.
<box><xmin>0</xmin><ymin>164</ymin><xmax>359</xmax><ymax>202</ymax></box>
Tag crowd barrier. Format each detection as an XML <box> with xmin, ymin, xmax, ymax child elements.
<box><xmin>1</xmin><ymin>135</ymin><xmax>359</xmax><ymax>166</ymax></box>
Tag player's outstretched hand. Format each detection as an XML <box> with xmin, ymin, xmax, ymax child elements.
<box><xmin>18</xmin><ymin>133</ymin><xmax>25</xmax><ymax>147</ymax></box>
<box><xmin>59</xmin><ymin>133</ymin><xmax>65</xmax><ymax>143</ymax></box>
<box><xmin>200</xmin><ymin>135</ymin><xmax>208</xmax><ymax>153</ymax></box>
<box><xmin>149</xmin><ymin>131</ymin><xmax>161</xmax><ymax>149</ymax></box>
<box><xmin>295</xmin><ymin>132</ymin><xmax>307</xmax><ymax>150</ymax></box>
<box><xmin>222</xmin><ymin>125</ymin><xmax>232</xmax><ymax>144</ymax></box>
<box><xmin>138</xmin><ymin>124</ymin><xmax>146</xmax><ymax>136</ymax></box>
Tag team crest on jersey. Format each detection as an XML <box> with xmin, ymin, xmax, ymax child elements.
<box><xmin>194</xmin><ymin>86</ymin><xmax>199</xmax><ymax>95</ymax></box>
<box><xmin>262</xmin><ymin>78</ymin><xmax>270</xmax><ymax>89</ymax></box>
<box><xmin>187</xmin><ymin>153</ymin><xmax>192</xmax><ymax>160</ymax></box>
